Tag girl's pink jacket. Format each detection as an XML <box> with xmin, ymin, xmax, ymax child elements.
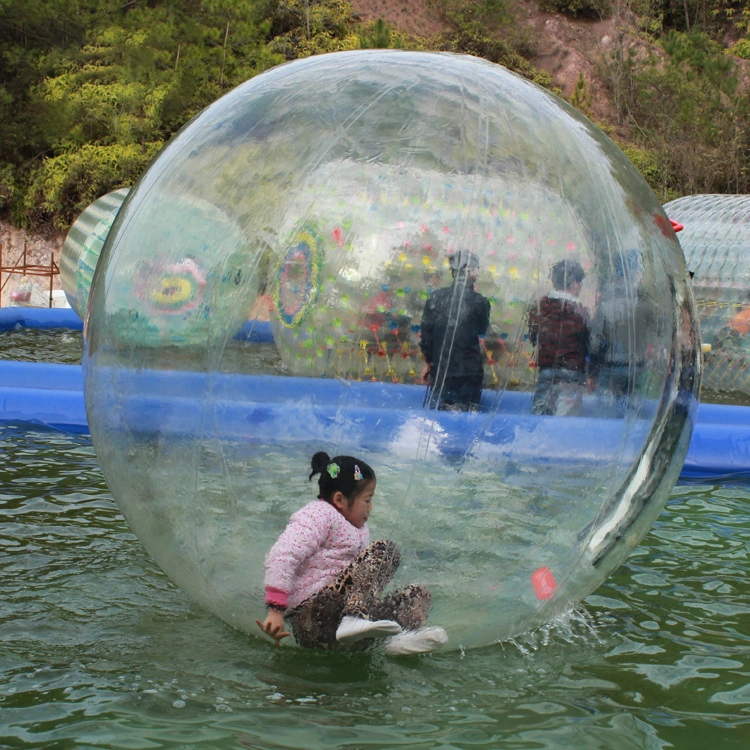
<box><xmin>264</xmin><ymin>499</ymin><xmax>370</xmax><ymax>611</ymax></box>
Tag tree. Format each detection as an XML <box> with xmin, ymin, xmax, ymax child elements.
<box><xmin>1</xmin><ymin>0</ymin><xmax>283</xmax><ymax>226</ymax></box>
<box><xmin>628</xmin><ymin>30</ymin><xmax>750</xmax><ymax>195</ymax></box>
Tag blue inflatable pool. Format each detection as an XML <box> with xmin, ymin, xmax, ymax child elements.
<box><xmin>0</xmin><ymin>359</ymin><xmax>747</xmax><ymax>482</ymax></box>
<box><xmin>0</xmin><ymin>307</ymin><xmax>274</xmax><ymax>342</ymax></box>
<box><xmin>0</xmin><ymin>307</ymin><xmax>83</xmax><ymax>331</ymax></box>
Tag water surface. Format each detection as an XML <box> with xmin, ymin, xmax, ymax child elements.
<box><xmin>1</xmin><ymin>425</ymin><xmax>748</xmax><ymax>749</ymax></box>
<box><xmin>1</xmin><ymin>327</ymin><xmax>749</xmax><ymax>747</ymax></box>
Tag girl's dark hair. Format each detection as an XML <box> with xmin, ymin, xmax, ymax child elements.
<box><xmin>309</xmin><ymin>451</ymin><xmax>375</xmax><ymax>505</ymax></box>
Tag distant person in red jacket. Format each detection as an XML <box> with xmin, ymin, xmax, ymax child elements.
<box><xmin>528</xmin><ymin>259</ymin><xmax>591</xmax><ymax>416</ymax></box>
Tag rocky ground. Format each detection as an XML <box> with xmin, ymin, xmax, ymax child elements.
<box><xmin>351</xmin><ymin>0</ymin><xmax>448</xmax><ymax>36</ymax></box>
<box><xmin>351</xmin><ymin>0</ymin><xmax>624</xmax><ymax>122</ymax></box>
<box><xmin>0</xmin><ymin>221</ymin><xmax>65</xmax><ymax>307</ymax></box>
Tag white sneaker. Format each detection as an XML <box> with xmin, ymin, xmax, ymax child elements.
<box><xmin>383</xmin><ymin>626</ymin><xmax>448</xmax><ymax>655</ymax></box>
<box><xmin>336</xmin><ymin>616</ymin><xmax>402</xmax><ymax>645</ymax></box>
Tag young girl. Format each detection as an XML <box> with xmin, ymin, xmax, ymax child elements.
<box><xmin>256</xmin><ymin>451</ymin><xmax>448</xmax><ymax>654</ymax></box>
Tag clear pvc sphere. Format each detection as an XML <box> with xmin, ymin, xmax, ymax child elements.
<box><xmin>84</xmin><ymin>50</ymin><xmax>699</xmax><ymax>650</ymax></box>
<box><xmin>664</xmin><ymin>194</ymin><xmax>749</xmax><ymax>403</ymax></box>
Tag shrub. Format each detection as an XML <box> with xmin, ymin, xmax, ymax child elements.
<box><xmin>22</xmin><ymin>142</ymin><xmax>163</xmax><ymax>229</ymax></box>
<box><xmin>539</xmin><ymin>0</ymin><xmax>611</xmax><ymax>19</ymax></box>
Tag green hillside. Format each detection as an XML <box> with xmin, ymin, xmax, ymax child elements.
<box><xmin>1</xmin><ymin>0</ymin><xmax>748</xmax><ymax>230</ymax></box>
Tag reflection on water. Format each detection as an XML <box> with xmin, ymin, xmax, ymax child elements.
<box><xmin>0</xmin><ymin>328</ymin><xmax>285</xmax><ymax>374</ymax></box>
<box><xmin>1</xmin><ymin>425</ymin><xmax>748</xmax><ymax>748</ymax></box>
<box><xmin>0</xmin><ymin>327</ymin><xmax>83</xmax><ymax>365</ymax></box>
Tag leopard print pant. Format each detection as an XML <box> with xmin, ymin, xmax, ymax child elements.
<box><xmin>287</xmin><ymin>539</ymin><xmax>432</xmax><ymax>650</ymax></box>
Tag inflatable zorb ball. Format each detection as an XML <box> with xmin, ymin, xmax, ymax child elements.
<box><xmin>665</xmin><ymin>194</ymin><xmax>750</xmax><ymax>403</ymax></box>
<box><xmin>60</xmin><ymin>188</ymin><xmax>129</xmax><ymax>319</ymax></box>
<box><xmin>84</xmin><ymin>51</ymin><xmax>700</xmax><ymax>651</ymax></box>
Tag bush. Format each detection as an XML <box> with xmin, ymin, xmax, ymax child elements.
<box><xmin>539</xmin><ymin>0</ymin><xmax>611</xmax><ymax>19</ymax></box>
<box><xmin>731</xmin><ymin>38</ymin><xmax>750</xmax><ymax>59</ymax></box>
<box><xmin>22</xmin><ymin>142</ymin><xmax>163</xmax><ymax>229</ymax></box>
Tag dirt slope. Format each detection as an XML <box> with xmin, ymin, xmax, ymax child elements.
<box><xmin>350</xmin><ymin>0</ymin><xmax>623</xmax><ymax>121</ymax></box>
<box><xmin>350</xmin><ymin>0</ymin><xmax>448</xmax><ymax>37</ymax></box>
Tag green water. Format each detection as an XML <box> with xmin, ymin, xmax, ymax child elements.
<box><xmin>0</xmin><ymin>328</ymin><xmax>83</xmax><ymax>365</ymax></box>
<box><xmin>1</xmin><ymin>330</ymin><xmax>749</xmax><ymax>748</ymax></box>
<box><xmin>2</xmin><ymin>430</ymin><xmax>749</xmax><ymax>749</ymax></box>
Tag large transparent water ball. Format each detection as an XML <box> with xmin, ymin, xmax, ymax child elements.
<box><xmin>84</xmin><ymin>50</ymin><xmax>699</xmax><ymax>650</ymax></box>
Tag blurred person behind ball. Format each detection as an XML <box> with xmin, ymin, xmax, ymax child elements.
<box><xmin>419</xmin><ymin>250</ymin><xmax>491</xmax><ymax>411</ymax></box>
<box><xmin>528</xmin><ymin>259</ymin><xmax>592</xmax><ymax>416</ymax></box>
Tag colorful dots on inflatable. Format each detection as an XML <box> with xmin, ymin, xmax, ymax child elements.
<box><xmin>274</xmin><ymin>226</ymin><xmax>322</xmax><ymax>328</ymax></box>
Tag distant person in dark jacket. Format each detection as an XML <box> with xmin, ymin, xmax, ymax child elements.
<box><xmin>528</xmin><ymin>259</ymin><xmax>591</xmax><ymax>416</ymax></box>
<box><xmin>419</xmin><ymin>250</ymin><xmax>491</xmax><ymax>411</ymax></box>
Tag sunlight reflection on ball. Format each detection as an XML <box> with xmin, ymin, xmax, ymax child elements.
<box><xmin>84</xmin><ymin>51</ymin><xmax>699</xmax><ymax>650</ymax></box>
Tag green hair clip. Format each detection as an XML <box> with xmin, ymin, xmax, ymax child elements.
<box><xmin>327</xmin><ymin>462</ymin><xmax>340</xmax><ymax>479</ymax></box>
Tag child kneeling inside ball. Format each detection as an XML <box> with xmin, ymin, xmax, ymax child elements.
<box><xmin>256</xmin><ymin>451</ymin><xmax>448</xmax><ymax>655</ymax></box>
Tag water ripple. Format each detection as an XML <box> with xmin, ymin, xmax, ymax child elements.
<box><xmin>1</xmin><ymin>427</ymin><xmax>749</xmax><ymax>748</ymax></box>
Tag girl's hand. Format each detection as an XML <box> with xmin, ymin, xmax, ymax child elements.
<box><xmin>256</xmin><ymin>610</ymin><xmax>291</xmax><ymax>646</ymax></box>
